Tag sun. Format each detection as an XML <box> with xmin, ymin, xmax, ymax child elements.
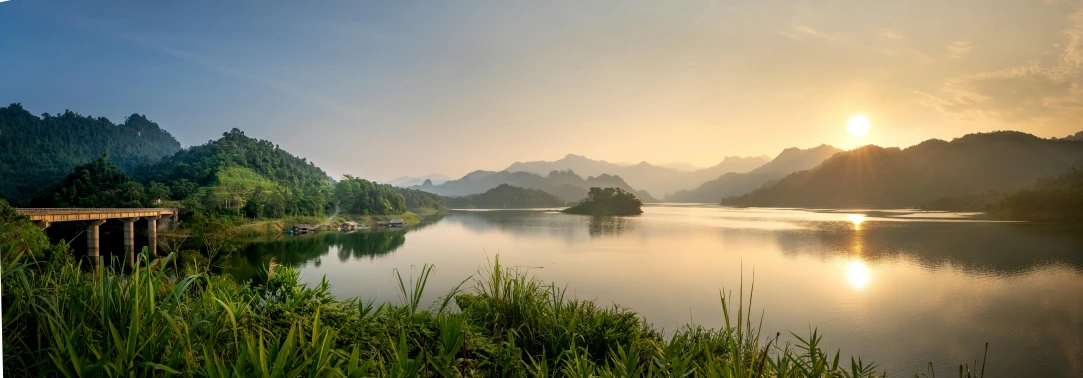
<box><xmin>847</xmin><ymin>114</ymin><xmax>870</xmax><ymax>137</ymax></box>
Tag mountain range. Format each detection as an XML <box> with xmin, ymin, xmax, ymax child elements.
<box><xmin>724</xmin><ymin>131</ymin><xmax>1083</xmax><ymax>208</ymax></box>
<box><xmin>504</xmin><ymin>154</ymin><xmax>770</xmax><ymax>197</ymax></box>
<box><xmin>384</xmin><ymin>174</ymin><xmax>451</xmax><ymax>187</ymax></box>
<box><xmin>408</xmin><ymin>169</ymin><xmax>657</xmax><ymax>203</ymax></box>
<box><xmin>665</xmin><ymin>145</ymin><xmax>844</xmax><ymax>203</ymax></box>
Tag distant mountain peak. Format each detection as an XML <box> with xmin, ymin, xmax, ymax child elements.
<box><xmin>1063</xmin><ymin>130</ymin><xmax>1083</xmax><ymax>141</ymax></box>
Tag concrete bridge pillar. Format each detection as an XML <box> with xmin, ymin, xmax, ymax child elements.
<box><xmin>86</xmin><ymin>219</ymin><xmax>106</xmax><ymax>263</ymax></box>
<box><xmin>34</xmin><ymin>220</ymin><xmax>50</xmax><ymax>230</ymax></box>
<box><xmin>145</xmin><ymin>216</ymin><xmax>159</xmax><ymax>257</ymax></box>
<box><xmin>122</xmin><ymin>218</ymin><xmax>138</xmax><ymax>268</ymax></box>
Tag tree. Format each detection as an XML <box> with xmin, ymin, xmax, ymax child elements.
<box><xmin>192</xmin><ymin>215</ymin><xmax>236</xmax><ymax>272</ymax></box>
<box><xmin>30</xmin><ymin>156</ymin><xmax>155</xmax><ymax>208</ymax></box>
<box><xmin>0</xmin><ymin>199</ymin><xmax>50</xmax><ymax>261</ymax></box>
<box><xmin>562</xmin><ymin>187</ymin><xmax>643</xmax><ymax>215</ymax></box>
<box><xmin>334</xmin><ymin>176</ymin><xmax>407</xmax><ymax>215</ymax></box>
<box><xmin>0</xmin><ymin>104</ymin><xmax>180</xmax><ymax>205</ymax></box>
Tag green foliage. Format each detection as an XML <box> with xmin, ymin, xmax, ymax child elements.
<box><xmin>443</xmin><ymin>184</ymin><xmax>566</xmax><ymax>209</ymax></box>
<box><xmin>0</xmin><ymin>104</ymin><xmax>181</xmax><ymax>205</ymax></box>
<box><xmin>335</xmin><ymin>175</ymin><xmax>407</xmax><ymax>215</ymax></box>
<box><xmin>563</xmin><ymin>187</ymin><xmax>644</xmax><ymax>215</ymax></box>
<box><xmin>191</xmin><ymin>214</ymin><xmax>238</xmax><ymax>272</ymax></box>
<box><xmin>139</xmin><ymin>128</ymin><xmax>331</xmax><ymax>217</ymax></box>
<box><xmin>0</xmin><ymin>198</ymin><xmax>51</xmax><ymax>261</ymax></box>
<box><xmin>29</xmin><ymin>156</ymin><xmax>162</xmax><ymax>208</ymax></box>
<box><xmin>1</xmin><ymin>225</ymin><xmax>993</xmax><ymax>378</ymax></box>
<box><xmin>395</xmin><ymin>187</ymin><xmax>446</xmax><ymax>211</ymax></box>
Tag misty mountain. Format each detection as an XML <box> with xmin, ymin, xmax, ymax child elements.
<box><xmin>504</xmin><ymin>154</ymin><xmax>769</xmax><ymax>197</ymax></box>
<box><xmin>1056</xmin><ymin>131</ymin><xmax>1083</xmax><ymax>141</ymax></box>
<box><xmin>657</xmin><ymin>162</ymin><xmax>703</xmax><ymax>172</ymax></box>
<box><xmin>443</xmin><ymin>184</ymin><xmax>567</xmax><ymax>209</ymax></box>
<box><xmin>723</xmin><ymin>131</ymin><xmax>1083</xmax><ymax>208</ymax></box>
<box><xmin>409</xmin><ymin>169</ymin><xmax>657</xmax><ymax>203</ymax></box>
<box><xmin>385</xmin><ymin>173</ymin><xmax>451</xmax><ymax>187</ymax></box>
<box><xmin>666</xmin><ymin>145</ymin><xmax>843</xmax><ymax>203</ymax></box>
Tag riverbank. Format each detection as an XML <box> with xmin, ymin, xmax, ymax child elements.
<box><xmin>4</xmin><ymin>245</ymin><xmax>972</xmax><ymax>377</ymax></box>
<box><xmin>233</xmin><ymin>208</ymin><xmax>441</xmax><ymax>237</ymax></box>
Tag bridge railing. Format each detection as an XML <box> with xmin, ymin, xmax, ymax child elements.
<box><xmin>16</xmin><ymin>208</ymin><xmax>178</xmax><ymax>214</ymax></box>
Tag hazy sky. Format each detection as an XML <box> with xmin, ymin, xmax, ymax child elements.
<box><xmin>3</xmin><ymin>1</ymin><xmax>1082</xmax><ymax>180</ymax></box>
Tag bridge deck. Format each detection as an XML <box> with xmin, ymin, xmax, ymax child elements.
<box><xmin>16</xmin><ymin>208</ymin><xmax>178</xmax><ymax>223</ymax></box>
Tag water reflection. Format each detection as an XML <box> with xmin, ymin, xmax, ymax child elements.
<box><xmin>448</xmin><ymin>210</ymin><xmax>638</xmax><ymax>241</ymax></box>
<box><xmin>226</xmin><ymin>206</ymin><xmax>1083</xmax><ymax>377</ymax></box>
<box><xmin>845</xmin><ymin>259</ymin><xmax>871</xmax><ymax>290</ymax></box>
<box><xmin>588</xmin><ymin>216</ymin><xmax>636</xmax><ymax>237</ymax></box>
<box><xmin>228</xmin><ymin>230</ymin><xmax>407</xmax><ymax>282</ymax></box>
<box><xmin>775</xmin><ymin>221</ymin><xmax>1083</xmax><ymax>276</ymax></box>
<box><xmin>847</xmin><ymin>214</ymin><xmax>867</xmax><ymax>230</ymax></box>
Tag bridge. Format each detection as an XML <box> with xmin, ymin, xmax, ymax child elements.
<box><xmin>17</xmin><ymin>208</ymin><xmax>178</xmax><ymax>265</ymax></box>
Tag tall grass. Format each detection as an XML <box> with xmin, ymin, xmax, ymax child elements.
<box><xmin>1</xmin><ymin>241</ymin><xmax>988</xmax><ymax>377</ymax></box>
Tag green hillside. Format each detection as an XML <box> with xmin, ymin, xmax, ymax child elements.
<box><xmin>138</xmin><ymin>129</ymin><xmax>333</xmax><ymax>217</ymax></box>
<box><xmin>0</xmin><ymin>104</ymin><xmax>181</xmax><ymax>205</ymax></box>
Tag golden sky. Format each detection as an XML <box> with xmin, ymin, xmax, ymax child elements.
<box><xmin>3</xmin><ymin>0</ymin><xmax>1082</xmax><ymax>179</ymax></box>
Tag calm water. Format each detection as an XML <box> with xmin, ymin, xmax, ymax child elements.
<box><xmin>229</xmin><ymin>204</ymin><xmax>1083</xmax><ymax>377</ymax></box>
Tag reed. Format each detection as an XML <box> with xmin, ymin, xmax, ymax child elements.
<box><xmin>0</xmin><ymin>240</ymin><xmax>989</xmax><ymax>377</ymax></box>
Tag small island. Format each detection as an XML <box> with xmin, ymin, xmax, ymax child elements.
<box><xmin>562</xmin><ymin>187</ymin><xmax>643</xmax><ymax>215</ymax></box>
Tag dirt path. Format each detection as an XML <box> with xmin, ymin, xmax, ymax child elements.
<box><xmin>317</xmin><ymin>201</ymin><xmax>340</xmax><ymax>228</ymax></box>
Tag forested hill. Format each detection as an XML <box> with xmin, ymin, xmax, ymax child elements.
<box><xmin>723</xmin><ymin>131</ymin><xmax>1083</xmax><ymax>208</ymax></box>
<box><xmin>0</xmin><ymin>104</ymin><xmax>181</xmax><ymax>205</ymax></box>
<box><xmin>443</xmin><ymin>184</ymin><xmax>566</xmax><ymax>209</ymax></box>
<box><xmin>137</xmin><ymin>128</ymin><xmax>332</xmax><ymax>216</ymax></box>
<box><xmin>409</xmin><ymin>169</ymin><xmax>657</xmax><ymax>203</ymax></box>
<box><xmin>666</xmin><ymin>145</ymin><xmax>842</xmax><ymax>203</ymax></box>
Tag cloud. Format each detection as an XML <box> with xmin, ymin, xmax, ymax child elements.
<box><xmin>877</xmin><ymin>29</ymin><xmax>904</xmax><ymax>40</ymax></box>
<box><xmin>940</xmin><ymin>65</ymin><xmax>1080</xmax><ymax>122</ymax></box>
<box><xmin>1061</xmin><ymin>6</ymin><xmax>1083</xmax><ymax>67</ymax></box>
<box><xmin>947</xmin><ymin>41</ymin><xmax>973</xmax><ymax>59</ymax></box>
<box><xmin>783</xmin><ymin>25</ymin><xmax>840</xmax><ymax>41</ymax></box>
<box><xmin>925</xmin><ymin>4</ymin><xmax>1083</xmax><ymax>129</ymax></box>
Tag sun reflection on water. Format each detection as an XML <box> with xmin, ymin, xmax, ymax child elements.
<box><xmin>846</xmin><ymin>259</ymin><xmax>871</xmax><ymax>290</ymax></box>
<box><xmin>847</xmin><ymin>214</ymin><xmax>867</xmax><ymax>230</ymax></box>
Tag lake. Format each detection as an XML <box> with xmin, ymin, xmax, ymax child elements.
<box><xmin>228</xmin><ymin>204</ymin><xmax>1083</xmax><ymax>377</ymax></box>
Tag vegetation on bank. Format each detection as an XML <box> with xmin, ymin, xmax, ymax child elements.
<box><xmin>4</xmin><ymin>126</ymin><xmax>446</xmax><ymax>244</ymax></box>
<box><xmin>1</xmin><ymin>205</ymin><xmax>991</xmax><ymax>377</ymax></box>
<box><xmin>922</xmin><ymin>166</ymin><xmax>1083</xmax><ymax>222</ymax></box>
<box><xmin>0</xmin><ymin>104</ymin><xmax>181</xmax><ymax>205</ymax></box>
<box><xmin>563</xmin><ymin>187</ymin><xmax>644</xmax><ymax>216</ymax></box>
<box><xmin>443</xmin><ymin>184</ymin><xmax>567</xmax><ymax>209</ymax></box>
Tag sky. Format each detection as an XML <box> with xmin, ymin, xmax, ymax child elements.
<box><xmin>2</xmin><ymin>0</ymin><xmax>1082</xmax><ymax>181</ymax></box>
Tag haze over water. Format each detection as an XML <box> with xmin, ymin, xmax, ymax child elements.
<box><xmin>230</xmin><ymin>205</ymin><xmax>1083</xmax><ymax>377</ymax></box>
